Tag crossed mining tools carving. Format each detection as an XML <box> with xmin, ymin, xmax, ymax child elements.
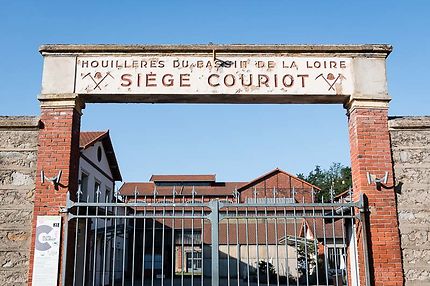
<box><xmin>82</xmin><ymin>72</ymin><xmax>114</xmax><ymax>90</ymax></box>
<box><xmin>315</xmin><ymin>73</ymin><xmax>346</xmax><ymax>91</ymax></box>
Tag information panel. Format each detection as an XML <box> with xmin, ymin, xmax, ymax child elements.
<box><xmin>32</xmin><ymin>216</ymin><xmax>62</xmax><ymax>286</ymax></box>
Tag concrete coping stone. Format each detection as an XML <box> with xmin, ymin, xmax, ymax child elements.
<box><xmin>389</xmin><ymin>116</ymin><xmax>430</xmax><ymax>129</ymax></box>
<box><xmin>39</xmin><ymin>44</ymin><xmax>392</xmax><ymax>56</ymax></box>
<box><xmin>0</xmin><ymin>116</ymin><xmax>40</xmax><ymax>129</ymax></box>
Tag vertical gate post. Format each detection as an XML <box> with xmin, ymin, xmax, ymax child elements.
<box><xmin>28</xmin><ymin>94</ymin><xmax>84</xmax><ymax>286</ymax></box>
<box><xmin>346</xmin><ymin>98</ymin><xmax>403</xmax><ymax>285</ymax></box>
<box><xmin>208</xmin><ymin>200</ymin><xmax>220</xmax><ymax>286</ymax></box>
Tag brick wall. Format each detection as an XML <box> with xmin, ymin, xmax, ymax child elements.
<box><xmin>28</xmin><ymin>107</ymin><xmax>81</xmax><ymax>286</ymax></box>
<box><xmin>389</xmin><ymin>116</ymin><xmax>430</xmax><ymax>286</ymax></box>
<box><xmin>0</xmin><ymin>116</ymin><xmax>39</xmax><ymax>286</ymax></box>
<box><xmin>348</xmin><ymin>107</ymin><xmax>403</xmax><ymax>286</ymax></box>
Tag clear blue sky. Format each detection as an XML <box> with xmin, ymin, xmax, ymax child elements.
<box><xmin>0</xmin><ymin>1</ymin><xmax>428</xmax><ymax>182</ymax></box>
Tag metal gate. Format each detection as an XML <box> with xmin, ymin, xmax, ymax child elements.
<box><xmin>63</xmin><ymin>188</ymin><xmax>365</xmax><ymax>286</ymax></box>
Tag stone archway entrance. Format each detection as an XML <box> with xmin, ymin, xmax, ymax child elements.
<box><xmin>30</xmin><ymin>44</ymin><xmax>402</xmax><ymax>286</ymax></box>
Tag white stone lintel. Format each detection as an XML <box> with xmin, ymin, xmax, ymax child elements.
<box><xmin>345</xmin><ymin>97</ymin><xmax>390</xmax><ymax>113</ymax></box>
<box><xmin>38</xmin><ymin>93</ymin><xmax>85</xmax><ymax>114</ymax></box>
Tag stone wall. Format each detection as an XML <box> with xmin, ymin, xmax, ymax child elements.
<box><xmin>389</xmin><ymin>116</ymin><xmax>430</xmax><ymax>286</ymax></box>
<box><xmin>0</xmin><ymin>117</ymin><xmax>39</xmax><ymax>286</ymax></box>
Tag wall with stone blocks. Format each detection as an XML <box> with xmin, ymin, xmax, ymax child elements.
<box><xmin>0</xmin><ymin>117</ymin><xmax>39</xmax><ymax>286</ymax></box>
<box><xmin>389</xmin><ymin>116</ymin><xmax>430</xmax><ymax>286</ymax></box>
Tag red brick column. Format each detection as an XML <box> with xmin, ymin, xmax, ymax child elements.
<box><xmin>347</xmin><ymin>102</ymin><xmax>403</xmax><ymax>285</ymax></box>
<box><xmin>28</xmin><ymin>96</ymin><xmax>84</xmax><ymax>286</ymax></box>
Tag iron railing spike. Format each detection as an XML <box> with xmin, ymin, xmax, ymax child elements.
<box><xmin>292</xmin><ymin>187</ymin><xmax>296</xmax><ymax>201</ymax></box>
<box><xmin>153</xmin><ymin>185</ymin><xmax>158</xmax><ymax>198</ymax></box>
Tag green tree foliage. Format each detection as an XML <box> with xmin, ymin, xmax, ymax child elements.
<box><xmin>297</xmin><ymin>163</ymin><xmax>352</xmax><ymax>202</ymax></box>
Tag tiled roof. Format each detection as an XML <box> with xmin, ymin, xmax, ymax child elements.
<box><xmin>120</xmin><ymin>168</ymin><xmax>320</xmax><ymax>198</ymax></box>
<box><xmin>304</xmin><ymin>218</ymin><xmax>344</xmax><ymax>239</ymax></box>
<box><xmin>119</xmin><ymin>182</ymin><xmax>246</xmax><ymax>197</ymax></box>
<box><xmin>80</xmin><ymin>131</ymin><xmax>107</xmax><ymax>149</ymax></box>
<box><xmin>237</xmin><ymin>168</ymin><xmax>321</xmax><ymax>191</ymax></box>
<box><xmin>158</xmin><ymin>219</ymin><xmax>303</xmax><ymax>244</ymax></box>
<box><xmin>150</xmin><ymin>174</ymin><xmax>216</xmax><ymax>182</ymax></box>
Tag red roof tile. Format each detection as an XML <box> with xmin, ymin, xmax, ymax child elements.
<box><xmin>150</xmin><ymin>174</ymin><xmax>216</xmax><ymax>182</ymax></box>
<box><xmin>304</xmin><ymin>218</ymin><xmax>344</xmax><ymax>239</ymax></box>
<box><xmin>238</xmin><ymin>168</ymin><xmax>321</xmax><ymax>191</ymax></box>
<box><xmin>80</xmin><ymin>131</ymin><xmax>107</xmax><ymax>149</ymax></box>
<box><xmin>119</xmin><ymin>182</ymin><xmax>246</xmax><ymax>197</ymax></box>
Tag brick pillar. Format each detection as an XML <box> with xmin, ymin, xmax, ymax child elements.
<box><xmin>28</xmin><ymin>95</ymin><xmax>84</xmax><ymax>286</ymax></box>
<box><xmin>347</xmin><ymin>99</ymin><xmax>403</xmax><ymax>285</ymax></box>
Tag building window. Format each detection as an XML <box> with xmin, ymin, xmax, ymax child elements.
<box><xmin>186</xmin><ymin>251</ymin><xmax>202</xmax><ymax>272</ymax></box>
<box><xmin>143</xmin><ymin>254</ymin><xmax>162</xmax><ymax>270</ymax></box>
<box><xmin>175</xmin><ymin>230</ymin><xmax>202</xmax><ymax>245</ymax></box>
<box><xmin>80</xmin><ymin>172</ymin><xmax>89</xmax><ymax>201</ymax></box>
<box><xmin>97</xmin><ymin>146</ymin><xmax>102</xmax><ymax>162</ymax></box>
<box><xmin>327</xmin><ymin>247</ymin><xmax>345</xmax><ymax>270</ymax></box>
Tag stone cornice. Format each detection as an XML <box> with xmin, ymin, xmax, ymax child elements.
<box><xmin>344</xmin><ymin>98</ymin><xmax>390</xmax><ymax>113</ymax></box>
<box><xmin>388</xmin><ymin>116</ymin><xmax>430</xmax><ymax>130</ymax></box>
<box><xmin>0</xmin><ymin>116</ymin><xmax>40</xmax><ymax>130</ymax></box>
<box><xmin>39</xmin><ymin>44</ymin><xmax>392</xmax><ymax>57</ymax></box>
<box><xmin>38</xmin><ymin>93</ymin><xmax>86</xmax><ymax>114</ymax></box>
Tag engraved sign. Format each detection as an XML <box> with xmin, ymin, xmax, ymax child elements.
<box><xmin>75</xmin><ymin>55</ymin><xmax>353</xmax><ymax>96</ymax></box>
<box><xmin>32</xmin><ymin>216</ymin><xmax>61</xmax><ymax>286</ymax></box>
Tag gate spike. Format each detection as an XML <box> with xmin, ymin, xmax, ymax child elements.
<box><xmin>153</xmin><ymin>185</ymin><xmax>158</xmax><ymax>199</ymax></box>
<box><xmin>95</xmin><ymin>188</ymin><xmax>101</xmax><ymax>203</ymax></box>
<box><xmin>292</xmin><ymin>187</ymin><xmax>296</xmax><ymax>201</ymax></box>
<box><xmin>76</xmin><ymin>188</ymin><xmax>83</xmax><ymax>202</ymax></box>
<box><xmin>134</xmin><ymin>186</ymin><xmax>138</xmax><ymax>202</ymax></box>
<box><xmin>191</xmin><ymin>186</ymin><xmax>197</xmax><ymax>203</ymax></box>
<box><xmin>114</xmin><ymin>186</ymin><xmax>119</xmax><ymax>203</ymax></box>
<box><xmin>233</xmin><ymin>188</ymin><xmax>239</xmax><ymax>203</ymax></box>
<box><xmin>172</xmin><ymin>186</ymin><xmax>176</xmax><ymax>201</ymax></box>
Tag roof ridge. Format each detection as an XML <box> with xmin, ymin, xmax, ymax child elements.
<box><xmin>237</xmin><ymin>168</ymin><xmax>321</xmax><ymax>191</ymax></box>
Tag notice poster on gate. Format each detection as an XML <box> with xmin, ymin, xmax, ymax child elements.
<box><xmin>32</xmin><ymin>216</ymin><xmax>62</xmax><ymax>286</ymax></box>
